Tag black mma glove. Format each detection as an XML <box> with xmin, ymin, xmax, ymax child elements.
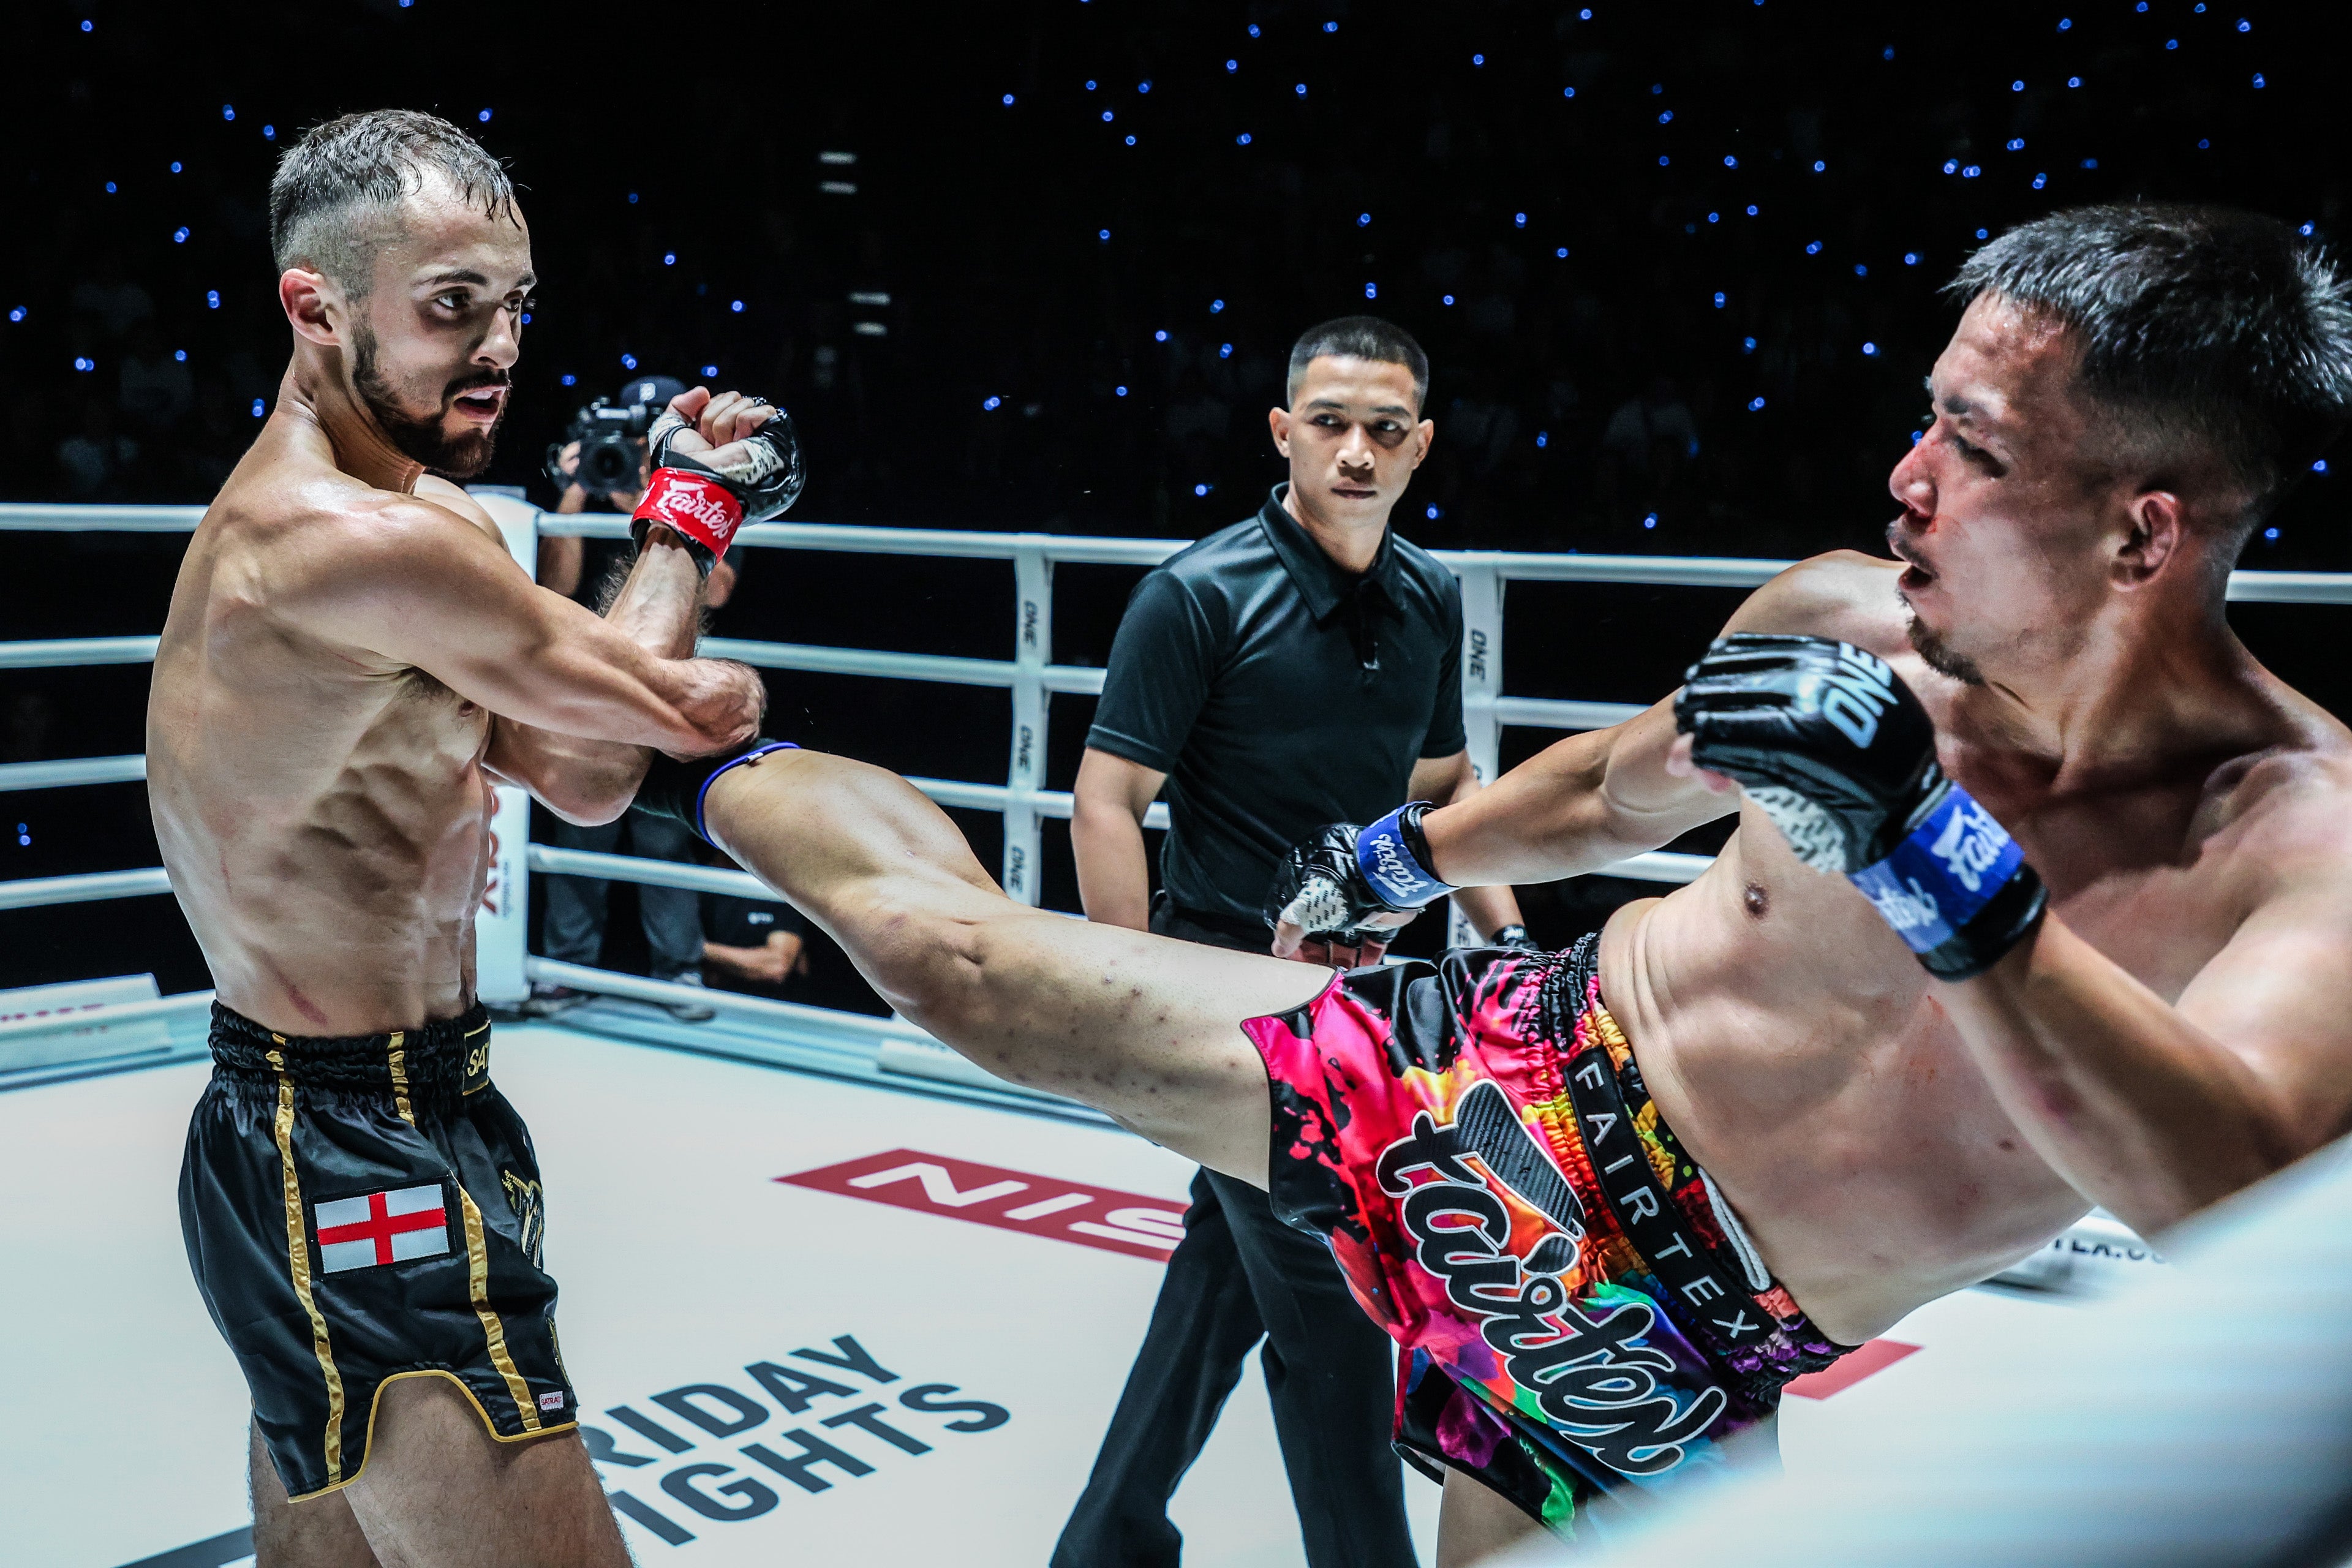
<box><xmin>633</xmin><ymin>740</ymin><xmax>797</xmax><ymax>845</ymax></box>
<box><xmin>631</xmin><ymin>399</ymin><xmax>806</xmax><ymax>575</ymax></box>
<box><xmin>1265</xmin><ymin>804</ymin><xmax>1453</xmax><ymax>963</ymax></box>
<box><xmin>1673</xmin><ymin>633</ymin><xmax>2046</xmax><ymax>979</ymax></box>
<box><xmin>1488</xmin><ymin>924</ymin><xmax>1540</xmax><ymax>952</ymax></box>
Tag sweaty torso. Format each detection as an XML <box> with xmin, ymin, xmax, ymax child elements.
<box><xmin>1598</xmin><ymin>553</ymin><xmax>2346</xmax><ymax>1342</ymax></box>
<box><xmin>148</xmin><ymin>413</ymin><xmax>500</xmax><ymax>1036</ymax></box>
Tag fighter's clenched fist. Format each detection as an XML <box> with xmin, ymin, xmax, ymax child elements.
<box><xmin>1673</xmin><ymin>633</ymin><xmax>2046</xmax><ymax>978</ymax></box>
<box><xmin>632</xmin><ymin>385</ymin><xmax>806</xmax><ymax>573</ymax></box>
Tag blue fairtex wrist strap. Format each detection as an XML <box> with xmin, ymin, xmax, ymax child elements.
<box><xmin>1846</xmin><ymin>783</ymin><xmax>2024</xmax><ymax>954</ymax></box>
<box><xmin>694</xmin><ymin>741</ymin><xmax>797</xmax><ymax>840</ymax></box>
<box><xmin>1355</xmin><ymin>804</ymin><xmax>1456</xmax><ymax>909</ymax></box>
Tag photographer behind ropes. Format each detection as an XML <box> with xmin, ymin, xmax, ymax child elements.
<box><xmin>529</xmin><ymin>374</ymin><xmax>805</xmax><ymax>1019</ymax></box>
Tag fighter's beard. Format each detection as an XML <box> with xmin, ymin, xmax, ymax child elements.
<box><xmin>350</xmin><ymin>322</ymin><xmax>505</xmax><ymax>480</ymax></box>
<box><xmin>1905</xmin><ymin>611</ymin><xmax>1986</xmax><ymax>687</ymax></box>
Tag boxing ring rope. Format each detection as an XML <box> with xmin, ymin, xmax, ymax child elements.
<box><xmin>6</xmin><ymin>496</ymin><xmax>2351</xmax><ymax>1150</ymax></box>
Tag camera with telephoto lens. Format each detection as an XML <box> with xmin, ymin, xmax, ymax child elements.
<box><xmin>544</xmin><ymin>397</ymin><xmax>658</xmax><ymax>496</ymax></box>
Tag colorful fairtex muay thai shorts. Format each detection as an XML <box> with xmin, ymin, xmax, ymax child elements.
<box><xmin>178</xmin><ymin>1002</ymin><xmax>576</xmax><ymax>1499</ymax></box>
<box><xmin>1242</xmin><ymin>935</ymin><xmax>1852</xmax><ymax>1540</ymax></box>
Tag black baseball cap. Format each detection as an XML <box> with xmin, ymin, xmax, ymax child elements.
<box><xmin>617</xmin><ymin>374</ymin><xmax>689</xmax><ymax>409</ymax></box>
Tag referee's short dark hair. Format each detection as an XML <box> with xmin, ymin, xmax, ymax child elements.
<box><xmin>1286</xmin><ymin>317</ymin><xmax>1430</xmax><ymax>412</ymax></box>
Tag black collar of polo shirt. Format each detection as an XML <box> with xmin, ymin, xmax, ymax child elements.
<box><xmin>1257</xmin><ymin>484</ymin><xmax>1404</xmax><ymax>627</ymax></box>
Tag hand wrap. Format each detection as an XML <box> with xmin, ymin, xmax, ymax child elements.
<box><xmin>631</xmin><ymin>401</ymin><xmax>806</xmax><ymax>575</ymax></box>
<box><xmin>634</xmin><ymin>740</ymin><xmax>797</xmax><ymax>845</ymax></box>
<box><xmin>1674</xmin><ymin>633</ymin><xmax>2046</xmax><ymax>979</ymax></box>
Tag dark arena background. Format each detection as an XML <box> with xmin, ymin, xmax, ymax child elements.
<box><xmin>4</xmin><ymin>3</ymin><xmax>2352</xmax><ymax>1568</ymax></box>
<box><xmin>2</xmin><ymin>0</ymin><xmax>2346</xmax><ymax>1004</ymax></box>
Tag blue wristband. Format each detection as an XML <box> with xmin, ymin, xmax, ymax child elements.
<box><xmin>1846</xmin><ymin>783</ymin><xmax>2025</xmax><ymax>954</ymax></box>
<box><xmin>1355</xmin><ymin>805</ymin><xmax>1457</xmax><ymax>909</ymax></box>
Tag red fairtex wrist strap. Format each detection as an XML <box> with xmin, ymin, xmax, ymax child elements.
<box><xmin>633</xmin><ymin>468</ymin><xmax>744</xmax><ymax>557</ymax></box>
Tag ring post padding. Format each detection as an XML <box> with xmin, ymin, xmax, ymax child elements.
<box><xmin>1451</xmin><ymin>555</ymin><xmax>1504</xmax><ymax>948</ymax></box>
<box><xmin>1002</xmin><ymin>540</ymin><xmax>1053</xmax><ymax>905</ymax></box>
<box><xmin>471</xmin><ymin>490</ymin><xmax>540</xmax><ymax>1004</ymax></box>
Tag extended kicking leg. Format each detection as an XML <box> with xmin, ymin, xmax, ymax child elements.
<box><xmin>695</xmin><ymin>748</ymin><xmax>1326</xmax><ymax>1183</ymax></box>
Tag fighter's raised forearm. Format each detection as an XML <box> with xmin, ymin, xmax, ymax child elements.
<box><xmin>488</xmin><ymin>535</ymin><xmax>719</xmax><ymax>820</ymax></box>
<box><xmin>1422</xmin><ymin>697</ymin><xmax>1730</xmax><ymax>886</ymax></box>
<box><xmin>1940</xmin><ymin>918</ymin><xmax>2299</xmax><ymax>1236</ymax></box>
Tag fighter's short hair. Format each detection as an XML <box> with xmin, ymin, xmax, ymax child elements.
<box><xmin>270</xmin><ymin>109</ymin><xmax>518</xmax><ymax>300</ymax></box>
<box><xmin>1286</xmin><ymin>317</ymin><xmax>1431</xmax><ymax>413</ymax></box>
<box><xmin>1948</xmin><ymin>203</ymin><xmax>2352</xmax><ymax>519</ymax></box>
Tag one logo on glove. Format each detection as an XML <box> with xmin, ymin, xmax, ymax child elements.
<box><xmin>1848</xmin><ymin>783</ymin><xmax>2022</xmax><ymax>955</ymax></box>
<box><xmin>1864</xmin><ymin>876</ymin><xmax>1942</xmax><ymax>934</ymax></box>
<box><xmin>1805</xmin><ymin>643</ymin><xmax>1900</xmax><ymax>750</ymax></box>
<box><xmin>1927</xmin><ymin>793</ymin><xmax>2010</xmax><ymax>893</ymax></box>
<box><xmin>637</xmin><ymin>469</ymin><xmax>743</xmax><ymax>549</ymax></box>
<box><xmin>1355</xmin><ymin>807</ymin><xmax>1452</xmax><ymax>908</ymax></box>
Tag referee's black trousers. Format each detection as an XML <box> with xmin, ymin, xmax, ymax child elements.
<box><xmin>1049</xmin><ymin>903</ymin><xmax>1415</xmax><ymax>1568</ymax></box>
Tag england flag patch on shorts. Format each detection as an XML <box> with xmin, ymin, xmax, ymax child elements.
<box><xmin>315</xmin><ymin>1184</ymin><xmax>451</xmax><ymax>1274</ymax></box>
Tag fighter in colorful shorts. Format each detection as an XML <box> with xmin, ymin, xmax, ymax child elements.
<box><xmin>638</xmin><ymin>208</ymin><xmax>2352</xmax><ymax>1560</ymax></box>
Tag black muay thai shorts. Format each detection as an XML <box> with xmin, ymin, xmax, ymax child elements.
<box><xmin>178</xmin><ymin>1001</ymin><xmax>576</xmax><ymax>1499</ymax></box>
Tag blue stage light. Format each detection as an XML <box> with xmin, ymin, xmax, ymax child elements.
<box><xmin>173</xmin><ymin>227</ymin><xmax>188</xmax><ymax>243</ymax></box>
<box><xmin>1742</xmin><ymin>336</ymin><xmax>1757</xmax><ymax>352</ymax></box>
<box><xmin>1210</xmin><ymin>299</ymin><xmax>1225</xmax><ymax>312</ymax></box>
<box><xmin>1365</xmin><ymin>282</ymin><xmax>1378</xmax><ymax>298</ymax></box>
<box><xmin>251</xmin><ymin>399</ymin><xmax>265</xmax><ymax>417</ymax></box>
<box><xmin>621</xmin><ymin>353</ymin><xmax>638</xmax><ymax>370</ymax></box>
<box><xmin>1713</xmin><ymin>292</ymin><xmax>1725</xmax><ymax>307</ymax></box>
<box><xmin>562</xmin><ymin>374</ymin><xmax>577</xmax><ymax>386</ymax></box>
<box><xmin>731</xmin><ymin>300</ymin><xmax>744</xmax><ymax>312</ymax></box>
<box><xmin>1003</xmin><ymin>94</ymin><xmax>1015</xmax><ymax>106</ymax></box>
<box><xmin>1863</xmin><ymin>342</ymin><xmax>1879</xmax><ymax>356</ymax></box>
<box><xmin>984</xmin><ymin>396</ymin><xmax>1002</xmax><ymax>410</ymax></box>
<box><xmin>1155</xmin><ymin>330</ymin><xmax>1168</xmax><ymax>341</ymax></box>
<box><xmin>703</xmin><ymin>366</ymin><xmax>717</xmax><ymax>378</ymax></box>
<box><xmin>206</xmin><ymin>290</ymin><xmax>219</xmax><ymax>308</ymax></box>
<box><xmin>1748</xmin><ymin>397</ymin><xmax>1766</xmax><ymax>410</ymax></box>
<box><xmin>1237</xmin><ymin>132</ymin><xmax>1253</xmax><ymax>145</ymax></box>
<box><xmin>1115</xmin><ymin>386</ymin><xmax>1129</xmax><ymax>397</ymax></box>
<box><xmin>478</xmin><ymin>109</ymin><xmax>491</xmax><ymax>123</ymax></box>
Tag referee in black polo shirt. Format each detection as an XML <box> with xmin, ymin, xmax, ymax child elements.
<box><xmin>1053</xmin><ymin>318</ymin><xmax>1527</xmax><ymax>1567</ymax></box>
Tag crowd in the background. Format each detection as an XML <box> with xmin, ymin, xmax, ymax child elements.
<box><xmin>5</xmin><ymin>4</ymin><xmax>2341</xmax><ymax>565</ymax></box>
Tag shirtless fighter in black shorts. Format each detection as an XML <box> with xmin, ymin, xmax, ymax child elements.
<box><xmin>149</xmin><ymin>110</ymin><xmax>793</xmax><ymax>1564</ymax></box>
<box><xmin>628</xmin><ymin>205</ymin><xmax>2352</xmax><ymax>1562</ymax></box>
